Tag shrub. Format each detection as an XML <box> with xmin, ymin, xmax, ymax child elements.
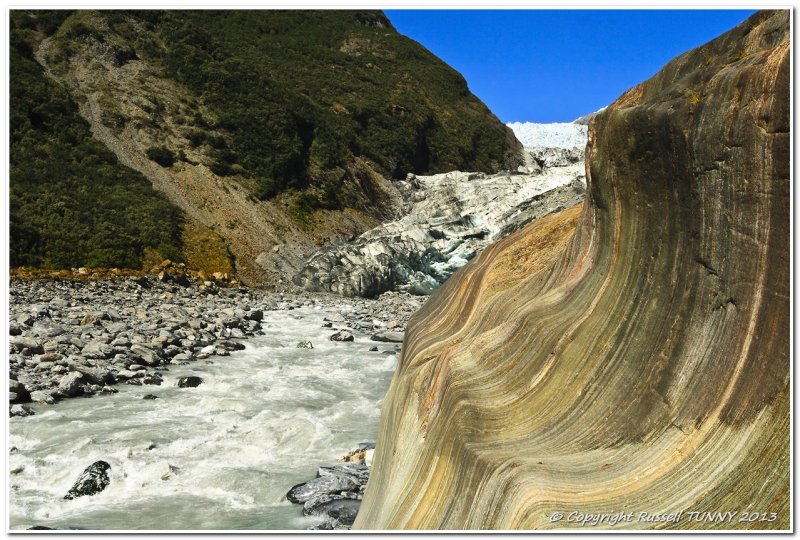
<box><xmin>145</xmin><ymin>145</ymin><xmax>175</xmax><ymax>167</ymax></box>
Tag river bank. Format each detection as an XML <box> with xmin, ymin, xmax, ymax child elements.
<box><xmin>9</xmin><ymin>276</ymin><xmax>419</xmax><ymax>414</ymax></box>
<box><xmin>9</xmin><ymin>277</ymin><xmax>418</xmax><ymax>530</ymax></box>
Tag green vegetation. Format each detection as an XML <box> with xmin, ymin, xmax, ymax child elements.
<box><xmin>10</xmin><ymin>9</ymin><xmax>519</xmax><ymax>268</ymax></box>
<box><xmin>95</xmin><ymin>10</ymin><xmax>519</xmax><ymax>200</ymax></box>
<box><xmin>145</xmin><ymin>145</ymin><xmax>176</xmax><ymax>167</ymax></box>
<box><xmin>10</xmin><ymin>11</ymin><xmax>183</xmax><ymax>269</ymax></box>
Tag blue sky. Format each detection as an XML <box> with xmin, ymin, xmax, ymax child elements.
<box><xmin>385</xmin><ymin>10</ymin><xmax>757</xmax><ymax>123</ymax></box>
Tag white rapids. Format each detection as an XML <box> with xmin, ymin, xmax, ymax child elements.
<box><xmin>9</xmin><ymin>305</ymin><xmax>397</xmax><ymax>530</ymax></box>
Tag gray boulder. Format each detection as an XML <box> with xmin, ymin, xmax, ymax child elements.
<box><xmin>371</xmin><ymin>332</ymin><xmax>404</xmax><ymax>343</ymax></box>
<box><xmin>10</xmin><ymin>336</ymin><xmax>43</xmax><ymax>355</ymax></box>
<box><xmin>177</xmin><ymin>376</ymin><xmax>203</xmax><ymax>388</ymax></box>
<box><xmin>303</xmin><ymin>493</ymin><xmax>361</xmax><ymax>525</ymax></box>
<box><xmin>58</xmin><ymin>372</ymin><xmax>85</xmax><ymax>397</ymax></box>
<box><xmin>10</xmin><ymin>404</ymin><xmax>35</xmax><ymax>417</ymax></box>
<box><xmin>330</xmin><ymin>331</ymin><xmax>354</xmax><ymax>342</ymax></box>
<box><xmin>64</xmin><ymin>461</ymin><xmax>111</xmax><ymax>500</ymax></box>
<box><xmin>286</xmin><ymin>475</ymin><xmax>359</xmax><ymax>504</ymax></box>
<box><xmin>30</xmin><ymin>390</ymin><xmax>57</xmax><ymax>405</ymax></box>
<box><xmin>130</xmin><ymin>345</ymin><xmax>162</xmax><ymax>366</ymax></box>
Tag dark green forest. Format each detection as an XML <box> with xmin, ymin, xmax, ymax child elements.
<box><xmin>9</xmin><ymin>10</ymin><xmax>519</xmax><ymax>269</ymax></box>
<box><xmin>118</xmin><ymin>10</ymin><xmax>518</xmax><ymax>201</ymax></box>
<box><xmin>10</xmin><ymin>11</ymin><xmax>183</xmax><ymax>268</ymax></box>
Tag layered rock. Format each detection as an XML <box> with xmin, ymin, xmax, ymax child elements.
<box><xmin>356</xmin><ymin>10</ymin><xmax>789</xmax><ymax>530</ymax></box>
<box><xmin>294</xmin><ymin>155</ymin><xmax>586</xmax><ymax>298</ymax></box>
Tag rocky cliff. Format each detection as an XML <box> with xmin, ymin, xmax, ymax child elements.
<box><xmin>356</xmin><ymin>10</ymin><xmax>789</xmax><ymax>530</ymax></box>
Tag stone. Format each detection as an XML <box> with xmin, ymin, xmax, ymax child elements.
<box><xmin>66</xmin><ymin>360</ymin><xmax>113</xmax><ymax>385</ymax></box>
<box><xmin>116</xmin><ymin>370</ymin><xmax>144</xmax><ymax>380</ymax></box>
<box><xmin>58</xmin><ymin>372</ymin><xmax>85</xmax><ymax>397</ymax></box>
<box><xmin>10</xmin><ymin>404</ymin><xmax>35</xmax><ymax>417</ymax></box>
<box><xmin>286</xmin><ymin>475</ymin><xmax>359</xmax><ymax>504</ymax></box>
<box><xmin>9</xmin><ymin>380</ymin><xmax>31</xmax><ymax>403</ymax></box>
<box><xmin>30</xmin><ymin>390</ymin><xmax>57</xmax><ymax>405</ymax></box>
<box><xmin>370</xmin><ymin>331</ymin><xmax>404</xmax><ymax>343</ymax></box>
<box><xmin>142</xmin><ymin>394</ymin><xmax>159</xmax><ymax>400</ymax></box>
<box><xmin>303</xmin><ymin>493</ymin><xmax>361</xmax><ymax>526</ymax></box>
<box><xmin>79</xmin><ymin>314</ymin><xmax>99</xmax><ymax>326</ymax></box>
<box><xmin>33</xmin><ymin>321</ymin><xmax>66</xmax><ymax>338</ymax></box>
<box><xmin>177</xmin><ymin>376</ymin><xmax>203</xmax><ymax>388</ymax></box>
<box><xmin>296</xmin><ymin>340</ymin><xmax>314</xmax><ymax>349</ymax></box>
<box><xmin>10</xmin><ymin>336</ymin><xmax>43</xmax><ymax>355</ymax></box>
<box><xmin>319</xmin><ymin>462</ymin><xmax>370</xmax><ymax>484</ymax></box>
<box><xmin>330</xmin><ymin>331</ymin><xmax>354</xmax><ymax>342</ymax></box>
<box><xmin>130</xmin><ymin>345</ymin><xmax>162</xmax><ymax>366</ymax></box>
<box><xmin>38</xmin><ymin>352</ymin><xmax>63</xmax><ymax>363</ymax></box>
<box><xmin>81</xmin><ymin>340</ymin><xmax>113</xmax><ymax>359</ymax></box>
<box><xmin>64</xmin><ymin>461</ymin><xmax>111</xmax><ymax>500</ymax></box>
<box><xmin>142</xmin><ymin>373</ymin><xmax>163</xmax><ymax>385</ymax></box>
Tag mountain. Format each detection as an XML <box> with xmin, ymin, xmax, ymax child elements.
<box><xmin>356</xmin><ymin>10</ymin><xmax>789</xmax><ymax>530</ymax></box>
<box><xmin>9</xmin><ymin>10</ymin><xmax>522</xmax><ymax>284</ymax></box>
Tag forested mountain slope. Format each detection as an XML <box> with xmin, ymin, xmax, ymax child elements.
<box><xmin>10</xmin><ymin>10</ymin><xmax>521</xmax><ymax>284</ymax></box>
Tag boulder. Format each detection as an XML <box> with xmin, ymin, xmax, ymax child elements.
<box><xmin>286</xmin><ymin>475</ymin><xmax>359</xmax><ymax>504</ymax></box>
<box><xmin>10</xmin><ymin>380</ymin><xmax>31</xmax><ymax>403</ymax></box>
<box><xmin>318</xmin><ymin>462</ymin><xmax>370</xmax><ymax>484</ymax></box>
<box><xmin>370</xmin><ymin>332</ymin><xmax>404</xmax><ymax>343</ymax></box>
<box><xmin>30</xmin><ymin>390</ymin><xmax>57</xmax><ymax>405</ymax></box>
<box><xmin>303</xmin><ymin>493</ymin><xmax>361</xmax><ymax>525</ymax></box>
<box><xmin>64</xmin><ymin>461</ymin><xmax>111</xmax><ymax>500</ymax></box>
<box><xmin>142</xmin><ymin>373</ymin><xmax>163</xmax><ymax>385</ymax></box>
<box><xmin>81</xmin><ymin>340</ymin><xmax>113</xmax><ymax>359</ymax></box>
<box><xmin>66</xmin><ymin>360</ymin><xmax>113</xmax><ymax>385</ymax></box>
<box><xmin>330</xmin><ymin>331</ymin><xmax>354</xmax><ymax>342</ymax></box>
<box><xmin>10</xmin><ymin>336</ymin><xmax>43</xmax><ymax>355</ymax></box>
<box><xmin>10</xmin><ymin>404</ymin><xmax>35</xmax><ymax>417</ymax></box>
<box><xmin>58</xmin><ymin>372</ymin><xmax>85</xmax><ymax>397</ymax></box>
<box><xmin>177</xmin><ymin>376</ymin><xmax>203</xmax><ymax>388</ymax></box>
<box><xmin>130</xmin><ymin>345</ymin><xmax>162</xmax><ymax>366</ymax></box>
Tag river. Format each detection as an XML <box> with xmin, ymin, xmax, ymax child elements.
<box><xmin>9</xmin><ymin>305</ymin><xmax>397</xmax><ymax>530</ymax></box>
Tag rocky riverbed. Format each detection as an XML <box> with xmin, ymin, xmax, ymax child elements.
<box><xmin>9</xmin><ymin>276</ymin><xmax>418</xmax><ymax>530</ymax></box>
<box><xmin>9</xmin><ymin>277</ymin><xmax>419</xmax><ymax>415</ymax></box>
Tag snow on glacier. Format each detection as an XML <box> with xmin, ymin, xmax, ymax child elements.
<box><xmin>506</xmin><ymin>121</ymin><xmax>588</xmax><ymax>149</ymax></box>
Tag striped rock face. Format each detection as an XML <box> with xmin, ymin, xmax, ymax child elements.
<box><xmin>355</xmin><ymin>11</ymin><xmax>789</xmax><ymax>531</ymax></box>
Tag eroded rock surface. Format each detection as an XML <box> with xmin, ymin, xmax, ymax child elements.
<box><xmin>356</xmin><ymin>10</ymin><xmax>789</xmax><ymax>530</ymax></box>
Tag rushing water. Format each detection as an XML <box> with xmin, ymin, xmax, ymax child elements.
<box><xmin>9</xmin><ymin>305</ymin><xmax>398</xmax><ymax>530</ymax></box>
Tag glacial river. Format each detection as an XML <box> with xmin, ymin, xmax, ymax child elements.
<box><xmin>9</xmin><ymin>306</ymin><xmax>397</xmax><ymax>530</ymax></box>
